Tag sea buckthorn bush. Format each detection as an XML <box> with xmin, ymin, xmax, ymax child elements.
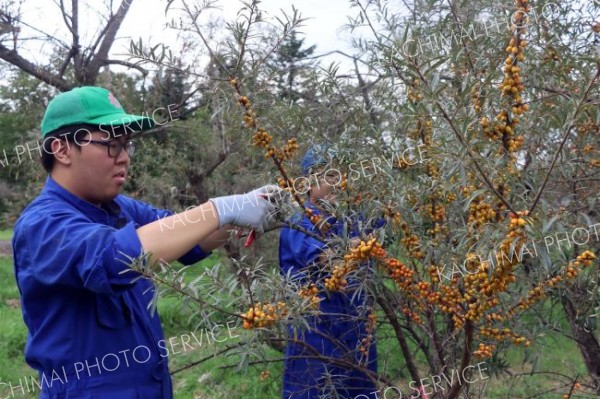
<box><xmin>134</xmin><ymin>0</ymin><xmax>600</xmax><ymax>397</ymax></box>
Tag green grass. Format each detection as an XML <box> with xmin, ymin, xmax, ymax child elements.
<box><xmin>0</xmin><ymin>254</ymin><xmax>594</xmax><ymax>398</ymax></box>
<box><xmin>0</xmin><ymin>229</ymin><xmax>13</xmax><ymax>241</ymax></box>
<box><xmin>0</xmin><ymin>256</ymin><xmax>37</xmax><ymax>399</ymax></box>
<box><xmin>158</xmin><ymin>254</ymin><xmax>283</xmax><ymax>399</ymax></box>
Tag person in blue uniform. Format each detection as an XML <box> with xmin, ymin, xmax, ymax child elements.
<box><xmin>12</xmin><ymin>86</ymin><xmax>282</xmax><ymax>399</ymax></box>
<box><xmin>279</xmin><ymin>146</ymin><xmax>380</xmax><ymax>399</ymax></box>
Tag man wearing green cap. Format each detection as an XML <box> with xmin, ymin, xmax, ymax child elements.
<box><xmin>12</xmin><ymin>86</ymin><xmax>282</xmax><ymax>399</ymax></box>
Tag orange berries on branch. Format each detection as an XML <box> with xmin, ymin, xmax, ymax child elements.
<box><xmin>325</xmin><ymin>239</ymin><xmax>386</xmax><ymax>292</ymax></box>
<box><xmin>399</xmin><ymin>222</ymin><xmax>424</xmax><ymax>260</ymax></box>
<box><xmin>243</xmin><ymin>111</ymin><xmax>257</xmax><ymax>128</ymax></box>
<box><xmin>479</xmin><ymin>327</ymin><xmax>530</xmax><ymax>347</ymax></box>
<box><xmin>259</xmin><ymin>370</ymin><xmax>271</xmax><ymax>381</ymax></box>
<box><xmin>402</xmin><ymin>307</ymin><xmax>422</xmax><ymax>324</ymax></box>
<box><xmin>407</xmin><ymin>78</ymin><xmax>423</xmax><ymax>102</ymax></box>
<box><xmin>474</xmin><ymin>343</ymin><xmax>495</xmax><ymax>359</ymax></box>
<box><xmin>385</xmin><ymin>258</ymin><xmax>414</xmax><ymax>289</ymax></box>
<box><xmin>468</xmin><ymin>196</ymin><xmax>496</xmax><ymax>229</ymax></box>
<box><xmin>252</xmin><ymin>128</ymin><xmax>273</xmax><ymax>149</ymax></box>
<box><xmin>242</xmin><ymin>302</ymin><xmax>288</xmax><ymax>329</ymax></box>
<box><xmin>481</xmin><ymin>0</ymin><xmax>529</xmax><ymax>153</ymax></box>
<box><xmin>228</xmin><ymin>76</ymin><xmax>306</xmax><ymax>218</ymax></box>
<box><xmin>344</xmin><ymin>238</ymin><xmax>387</xmax><ymax>262</ymax></box>
<box><xmin>281</xmin><ymin>138</ymin><xmax>299</xmax><ymax>159</ymax></box>
<box><xmin>383</xmin><ymin>206</ymin><xmax>402</xmax><ymax>228</ymax></box>
<box><xmin>324</xmin><ymin>261</ymin><xmax>350</xmax><ymax>291</ymax></box>
<box><xmin>510</xmin><ymin>250</ymin><xmax>597</xmax><ymax>315</ymax></box>
<box><xmin>238</xmin><ymin>95</ymin><xmax>251</xmax><ymax>108</ymax></box>
<box><xmin>471</xmin><ymin>86</ymin><xmax>484</xmax><ymax>114</ymax></box>
<box><xmin>298</xmin><ymin>284</ymin><xmax>320</xmax><ymax>309</ymax></box>
<box><xmin>359</xmin><ymin>313</ymin><xmax>377</xmax><ymax>355</ymax></box>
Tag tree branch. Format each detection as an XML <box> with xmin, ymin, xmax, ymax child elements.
<box><xmin>528</xmin><ymin>67</ymin><xmax>600</xmax><ymax>214</ymax></box>
<box><xmin>0</xmin><ymin>45</ymin><xmax>72</xmax><ymax>91</ymax></box>
<box><xmin>103</xmin><ymin>58</ymin><xmax>148</xmax><ymax>76</ymax></box>
<box><xmin>85</xmin><ymin>0</ymin><xmax>133</xmax><ymax>84</ymax></box>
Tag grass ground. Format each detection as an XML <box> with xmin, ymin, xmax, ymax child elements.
<box><xmin>0</xmin><ymin>254</ymin><xmax>594</xmax><ymax>398</ymax></box>
<box><xmin>0</xmin><ymin>229</ymin><xmax>13</xmax><ymax>241</ymax></box>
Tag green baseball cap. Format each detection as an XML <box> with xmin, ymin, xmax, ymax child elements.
<box><xmin>41</xmin><ymin>86</ymin><xmax>154</xmax><ymax>138</ymax></box>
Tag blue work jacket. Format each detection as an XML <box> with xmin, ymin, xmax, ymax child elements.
<box><xmin>279</xmin><ymin>202</ymin><xmax>381</xmax><ymax>399</ymax></box>
<box><xmin>12</xmin><ymin>177</ymin><xmax>209</xmax><ymax>399</ymax></box>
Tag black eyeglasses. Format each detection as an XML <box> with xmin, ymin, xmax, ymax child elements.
<box><xmin>86</xmin><ymin>140</ymin><xmax>135</xmax><ymax>158</ymax></box>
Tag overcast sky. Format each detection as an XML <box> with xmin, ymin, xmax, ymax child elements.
<box><xmin>16</xmin><ymin>0</ymin><xmax>381</xmax><ymax>72</ymax></box>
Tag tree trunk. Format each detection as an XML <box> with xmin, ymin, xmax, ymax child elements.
<box><xmin>561</xmin><ymin>293</ymin><xmax>600</xmax><ymax>389</ymax></box>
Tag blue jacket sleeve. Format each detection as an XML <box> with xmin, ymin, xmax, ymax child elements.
<box><xmin>14</xmin><ymin>209</ymin><xmax>146</xmax><ymax>296</ymax></box>
<box><xmin>279</xmin><ymin>216</ymin><xmax>327</xmax><ymax>283</ymax></box>
<box><xmin>116</xmin><ymin>196</ymin><xmax>211</xmax><ymax>265</ymax></box>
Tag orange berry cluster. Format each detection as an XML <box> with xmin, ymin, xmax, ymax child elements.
<box><xmin>259</xmin><ymin>370</ymin><xmax>271</xmax><ymax>381</ymax></box>
<box><xmin>462</xmin><ymin>262</ymin><xmax>494</xmax><ymax>321</ymax></box>
<box><xmin>265</xmin><ymin>147</ymin><xmax>298</xmax><ymax>162</ymax></box>
<box><xmin>428</xmin><ymin>265</ymin><xmax>441</xmax><ymax>284</ymax></box>
<box><xmin>304</xmin><ymin>207</ymin><xmax>330</xmax><ymax>232</ymax></box>
<box><xmin>325</xmin><ymin>239</ymin><xmax>386</xmax><ymax>292</ymax></box>
<box><xmin>510</xmin><ymin>250</ymin><xmax>596</xmax><ymax>314</ymax></box>
<box><xmin>229</xmin><ymin>80</ymin><xmax>299</xmax><ymax>163</ymax></box>
<box><xmin>351</xmin><ymin>192</ymin><xmax>375</xmax><ymax>206</ymax></box>
<box><xmin>400</xmin><ymin>222</ymin><xmax>424</xmax><ymax>260</ymax></box>
<box><xmin>561</xmin><ymin>383</ymin><xmax>583</xmax><ymax>399</ymax></box>
<box><xmin>238</xmin><ymin>95</ymin><xmax>250</xmax><ymax>108</ymax></box>
<box><xmin>438</xmin><ymin>283</ymin><xmax>464</xmax><ymax>315</ymax></box>
<box><xmin>324</xmin><ymin>261</ymin><xmax>350</xmax><ymax>291</ymax></box>
<box><xmin>468</xmin><ymin>196</ymin><xmax>497</xmax><ymax>229</ymax></box>
<box><xmin>338</xmin><ymin>174</ymin><xmax>348</xmax><ymax>190</ymax></box>
<box><xmin>359</xmin><ymin>313</ymin><xmax>377</xmax><ymax>356</ymax></box>
<box><xmin>304</xmin><ymin>208</ymin><xmax>323</xmax><ymax>226</ymax></box>
<box><xmin>344</xmin><ymin>238</ymin><xmax>387</xmax><ymax>262</ymax></box>
<box><xmin>277</xmin><ymin>176</ymin><xmax>293</xmax><ymax>190</ymax></box>
<box><xmin>424</xmin><ymin>202</ymin><xmax>447</xmax><ymax>236</ymax></box>
<box><xmin>383</xmin><ymin>208</ymin><xmax>402</xmax><ymax>226</ymax></box>
<box><xmin>421</xmin><ymin>119</ymin><xmax>433</xmax><ymax>146</ymax></box>
<box><xmin>577</xmin><ymin>119</ymin><xmax>599</xmax><ymax>135</ymax></box>
<box><xmin>243</xmin><ymin>110</ymin><xmax>257</xmax><ymax>129</ymax></box>
<box><xmin>446</xmin><ymin>192</ymin><xmax>457</xmax><ymax>203</ymax></box>
<box><xmin>281</xmin><ymin>138</ymin><xmax>299</xmax><ymax>159</ymax></box>
<box><xmin>385</xmin><ymin>258</ymin><xmax>414</xmax><ymax>290</ymax></box>
<box><xmin>407</xmin><ymin>78</ymin><xmax>423</xmax><ymax>102</ymax></box>
<box><xmin>298</xmin><ymin>284</ymin><xmax>320</xmax><ymax>309</ymax></box>
<box><xmin>402</xmin><ymin>307</ymin><xmax>423</xmax><ymax>324</ymax></box>
<box><xmin>474</xmin><ymin>343</ymin><xmax>495</xmax><ymax>359</ymax></box>
<box><xmin>242</xmin><ymin>302</ymin><xmax>288</xmax><ymax>329</ymax></box>
<box><xmin>490</xmin><ymin>0</ymin><xmax>529</xmax><ymax>152</ymax></box>
<box><xmin>479</xmin><ymin>327</ymin><xmax>530</xmax><ymax>346</ymax></box>
<box><xmin>415</xmin><ymin>281</ymin><xmax>432</xmax><ymax>297</ymax></box>
<box><xmin>485</xmin><ymin>313</ymin><xmax>504</xmax><ymax>323</ymax></box>
<box><xmin>471</xmin><ymin>86</ymin><xmax>483</xmax><ymax>114</ymax></box>
<box><xmin>426</xmin><ymin>162</ymin><xmax>440</xmax><ymax>179</ymax></box>
<box><xmin>461</xmin><ymin>219</ymin><xmax>528</xmax><ymax>320</ymax></box>
<box><xmin>461</xmin><ymin>183</ymin><xmax>476</xmax><ymax>198</ymax></box>
<box><xmin>397</xmin><ymin>157</ymin><xmax>414</xmax><ymax>169</ymax></box>
<box><xmin>252</xmin><ymin>128</ymin><xmax>273</xmax><ymax>149</ymax></box>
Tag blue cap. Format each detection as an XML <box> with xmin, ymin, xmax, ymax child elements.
<box><xmin>301</xmin><ymin>144</ymin><xmax>337</xmax><ymax>175</ymax></box>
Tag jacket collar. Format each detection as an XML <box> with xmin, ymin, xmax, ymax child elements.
<box><xmin>41</xmin><ymin>176</ymin><xmax>121</xmax><ymax>221</ymax></box>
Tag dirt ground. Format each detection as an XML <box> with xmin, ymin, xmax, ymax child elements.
<box><xmin>0</xmin><ymin>240</ymin><xmax>11</xmax><ymax>257</ymax></box>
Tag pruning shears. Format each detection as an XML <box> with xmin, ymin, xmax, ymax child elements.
<box><xmin>238</xmin><ymin>192</ymin><xmax>278</xmax><ymax>247</ymax></box>
<box><xmin>244</xmin><ymin>229</ymin><xmax>257</xmax><ymax>247</ymax></box>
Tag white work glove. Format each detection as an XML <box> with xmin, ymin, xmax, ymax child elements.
<box><xmin>209</xmin><ymin>185</ymin><xmax>287</xmax><ymax>233</ymax></box>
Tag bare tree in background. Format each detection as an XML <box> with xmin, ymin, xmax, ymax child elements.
<box><xmin>0</xmin><ymin>0</ymin><xmax>145</xmax><ymax>90</ymax></box>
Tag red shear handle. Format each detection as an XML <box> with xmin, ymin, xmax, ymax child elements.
<box><xmin>244</xmin><ymin>230</ymin><xmax>257</xmax><ymax>247</ymax></box>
